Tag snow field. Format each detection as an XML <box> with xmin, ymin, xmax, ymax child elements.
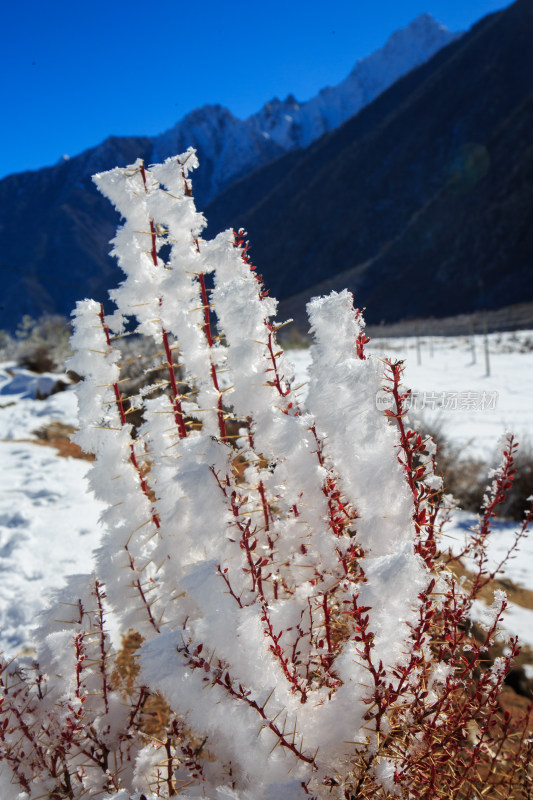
<box><xmin>291</xmin><ymin>330</ymin><xmax>533</xmax><ymax>461</ymax></box>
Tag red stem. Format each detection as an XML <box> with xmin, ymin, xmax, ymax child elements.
<box><xmin>98</xmin><ymin>305</ymin><xmax>160</xmax><ymax>530</ymax></box>
<box><xmin>161</xmin><ymin>327</ymin><xmax>188</xmax><ymax>439</ymax></box>
<box><xmin>181</xmin><ymin>645</ymin><xmax>316</xmax><ymax>766</ymax></box>
<box><xmin>322</xmin><ymin>592</ymin><xmax>333</xmax><ymax>655</ymax></box>
<box><xmin>94</xmin><ymin>581</ymin><xmax>110</xmax><ymax>714</ymax></box>
<box><xmin>198</xmin><ymin>272</ymin><xmax>227</xmax><ymax>440</ymax></box>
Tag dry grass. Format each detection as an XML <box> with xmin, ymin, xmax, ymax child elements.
<box><xmin>31</xmin><ymin>422</ymin><xmax>95</xmax><ymax>461</ymax></box>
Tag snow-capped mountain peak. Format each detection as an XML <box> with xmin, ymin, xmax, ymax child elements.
<box><xmin>146</xmin><ymin>15</ymin><xmax>459</xmax><ymax>205</ymax></box>
<box><xmin>248</xmin><ymin>13</ymin><xmax>458</xmax><ymax>152</ymax></box>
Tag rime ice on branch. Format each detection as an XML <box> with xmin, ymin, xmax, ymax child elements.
<box><xmin>1</xmin><ymin>150</ymin><xmax>532</xmax><ymax>800</ymax></box>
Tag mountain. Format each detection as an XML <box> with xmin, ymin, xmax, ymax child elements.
<box><xmin>0</xmin><ymin>137</ymin><xmax>152</xmax><ymax>330</ymax></box>
<box><xmin>151</xmin><ymin>105</ymin><xmax>285</xmax><ymax>207</ymax></box>
<box><xmin>0</xmin><ymin>15</ymin><xmax>456</xmax><ymax>330</ymax></box>
<box><xmin>247</xmin><ymin>14</ymin><xmax>457</xmax><ymax>152</ymax></box>
<box><xmin>206</xmin><ymin>0</ymin><xmax>533</xmax><ymax>327</ymax></box>
<box><xmin>153</xmin><ymin>13</ymin><xmax>457</xmax><ymax>201</ymax></box>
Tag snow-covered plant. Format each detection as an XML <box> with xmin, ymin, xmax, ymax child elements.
<box><xmin>15</xmin><ymin>313</ymin><xmax>72</xmax><ymax>372</ymax></box>
<box><xmin>1</xmin><ymin>151</ymin><xmax>532</xmax><ymax>800</ymax></box>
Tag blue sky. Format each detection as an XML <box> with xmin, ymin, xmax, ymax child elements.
<box><xmin>2</xmin><ymin>0</ymin><xmax>511</xmax><ymax>180</ymax></box>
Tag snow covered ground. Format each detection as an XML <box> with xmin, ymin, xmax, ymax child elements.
<box><xmin>0</xmin><ymin>329</ymin><xmax>532</xmax><ymax>657</ymax></box>
<box><xmin>0</xmin><ymin>365</ymin><xmax>106</xmax><ymax>654</ymax></box>
<box><xmin>291</xmin><ymin>329</ymin><xmax>533</xmax><ymax>460</ymax></box>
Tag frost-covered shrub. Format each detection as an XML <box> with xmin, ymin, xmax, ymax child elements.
<box><xmin>1</xmin><ymin>151</ymin><xmax>532</xmax><ymax>800</ymax></box>
<box><xmin>498</xmin><ymin>440</ymin><xmax>533</xmax><ymax>521</ymax></box>
<box><xmin>15</xmin><ymin>313</ymin><xmax>72</xmax><ymax>373</ymax></box>
<box><xmin>0</xmin><ymin>328</ymin><xmax>16</xmax><ymax>362</ymax></box>
<box><xmin>413</xmin><ymin>418</ymin><xmax>533</xmax><ymax>521</ymax></box>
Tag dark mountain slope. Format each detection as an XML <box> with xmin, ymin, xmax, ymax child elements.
<box><xmin>276</xmin><ymin>93</ymin><xmax>533</xmax><ymax>328</ymax></box>
<box><xmin>0</xmin><ymin>137</ymin><xmax>152</xmax><ymax>328</ymax></box>
<box><xmin>206</xmin><ymin>0</ymin><xmax>533</xmax><ymax>324</ymax></box>
<box><xmin>357</xmin><ymin>93</ymin><xmax>533</xmax><ymax>321</ymax></box>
